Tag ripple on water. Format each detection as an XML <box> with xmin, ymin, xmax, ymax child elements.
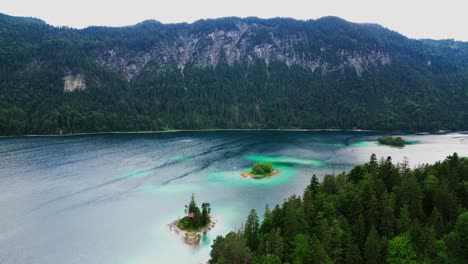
<box><xmin>311</xmin><ymin>142</ymin><xmax>346</xmax><ymax>148</ymax></box>
<box><xmin>139</xmin><ymin>183</ymin><xmax>201</xmax><ymax>195</ymax></box>
<box><xmin>169</xmin><ymin>156</ymin><xmax>189</xmax><ymax>162</ymax></box>
<box><xmin>118</xmin><ymin>169</ymin><xmax>154</xmax><ymax>180</ymax></box>
<box><xmin>243</xmin><ymin>155</ymin><xmax>326</xmax><ymax>167</ymax></box>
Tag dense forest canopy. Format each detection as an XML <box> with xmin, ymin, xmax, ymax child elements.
<box><xmin>1</xmin><ymin>13</ymin><xmax>468</xmax><ymax>135</ymax></box>
<box><xmin>210</xmin><ymin>153</ymin><xmax>468</xmax><ymax>264</ymax></box>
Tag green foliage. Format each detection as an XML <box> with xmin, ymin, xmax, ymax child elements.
<box><xmin>253</xmin><ymin>254</ymin><xmax>282</xmax><ymax>264</ymax></box>
<box><xmin>178</xmin><ymin>193</ymin><xmax>210</xmax><ymax>231</ymax></box>
<box><xmin>244</xmin><ymin>209</ymin><xmax>260</xmax><ymax>251</ymax></box>
<box><xmin>291</xmin><ymin>234</ymin><xmax>311</xmax><ymax>264</ymax></box>
<box><xmin>211</xmin><ymin>153</ymin><xmax>468</xmax><ymax>264</ymax></box>
<box><xmin>251</xmin><ymin>162</ymin><xmax>274</xmax><ymax>177</ymax></box>
<box><xmin>209</xmin><ymin>232</ymin><xmax>251</xmax><ymax>264</ymax></box>
<box><xmin>364</xmin><ymin>226</ymin><xmax>382</xmax><ymax>264</ymax></box>
<box><xmin>445</xmin><ymin>212</ymin><xmax>468</xmax><ymax>263</ymax></box>
<box><xmin>387</xmin><ymin>234</ymin><xmax>419</xmax><ymax>264</ymax></box>
<box><xmin>1</xmin><ymin>14</ymin><xmax>468</xmax><ymax>136</ymax></box>
<box><xmin>377</xmin><ymin>136</ymin><xmax>405</xmax><ymax>147</ymax></box>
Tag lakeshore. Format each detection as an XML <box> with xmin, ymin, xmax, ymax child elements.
<box><xmin>1</xmin><ymin>131</ymin><xmax>467</xmax><ymax>263</ymax></box>
<box><xmin>169</xmin><ymin>216</ymin><xmax>217</xmax><ymax>246</ymax></box>
<box><xmin>241</xmin><ymin>169</ymin><xmax>280</xmax><ymax>179</ymax></box>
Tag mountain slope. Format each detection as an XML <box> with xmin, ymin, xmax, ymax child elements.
<box><xmin>0</xmin><ymin>13</ymin><xmax>467</xmax><ymax>135</ymax></box>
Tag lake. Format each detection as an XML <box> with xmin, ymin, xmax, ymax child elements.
<box><xmin>0</xmin><ymin>131</ymin><xmax>467</xmax><ymax>264</ymax></box>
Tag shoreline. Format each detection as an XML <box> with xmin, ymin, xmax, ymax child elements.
<box><xmin>1</xmin><ymin>128</ymin><xmax>464</xmax><ymax>139</ymax></box>
<box><xmin>241</xmin><ymin>169</ymin><xmax>280</xmax><ymax>179</ymax></box>
<box><xmin>168</xmin><ymin>216</ymin><xmax>217</xmax><ymax>246</ymax></box>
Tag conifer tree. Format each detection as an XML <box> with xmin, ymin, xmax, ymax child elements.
<box><xmin>364</xmin><ymin>226</ymin><xmax>382</xmax><ymax>264</ymax></box>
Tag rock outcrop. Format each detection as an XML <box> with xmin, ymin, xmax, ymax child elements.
<box><xmin>63</xmin><ymin>74</ymin><xmax>86</xmax><ymax>92</ymax></box>
<box><xmin>93</xmin><ymin>18</ymin><xmax>393</xmax><ymax>80</ymax></box>
<box><xmin>169</xmin><ymin>218</ymin><xmax>217</xmax><ymax>246</ymax></box>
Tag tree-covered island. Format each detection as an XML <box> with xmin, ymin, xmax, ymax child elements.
<box><xmin>241</xmin><ymin>162</ymin><xmax>279</xmax><ymax>179</ymax></box>
<box><xmin>377</xmin><ymin>136</ymin><xmax>406</xmax><ymax>147</ymax></box>
<box><xmin>169</xmin><ymin>194</ymin><xmax>215</xmax><ymax>245</ymax></box>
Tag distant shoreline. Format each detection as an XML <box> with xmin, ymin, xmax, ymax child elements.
<box><xmin>0</xmin><ymin>128</ymin><xmax>461</xmax><ymax>139</ymax></box>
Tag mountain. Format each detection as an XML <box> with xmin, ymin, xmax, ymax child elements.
<box><xmin>1</xmin><ymin>13</ymin><xmax>467</xmax><ymax>135</ymax></box>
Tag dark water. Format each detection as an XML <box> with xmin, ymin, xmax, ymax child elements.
<box><xmin>0</xmin><ymin>131</ymin><xmax>467</xmax><ymax>264</ymax></box>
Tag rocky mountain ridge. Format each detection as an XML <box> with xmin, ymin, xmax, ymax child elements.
<box><xmin>0</xmin><ymin>13</ymin><xmax>467</xmax><ymax>135</ymax></box>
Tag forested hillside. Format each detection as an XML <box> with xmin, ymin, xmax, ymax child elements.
<box><xmin>1</xmin><ymin>13</ymin><xmax>468</xmax><ymax>135</ymax></box>
<box><xmin>210</xmin><ymin>154</ymin><xmax>468</xmax><ymax>264</ymax></box>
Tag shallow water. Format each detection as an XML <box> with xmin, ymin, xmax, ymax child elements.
<box><xmin>0</xmin><ymin>131</ymin><xmax>467</xmax><ymax>264</ymax></box>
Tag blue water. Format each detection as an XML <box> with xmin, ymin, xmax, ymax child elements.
<box><xmin>0</xmin><ymin>131</ymin><xmax>467</xmax><ymax>264</ymax></box>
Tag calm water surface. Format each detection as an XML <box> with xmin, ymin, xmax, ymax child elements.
<box><xmin>0</xmin><ymin>131</ymin><xmax>467</xmax><ymax>264</ymax></box>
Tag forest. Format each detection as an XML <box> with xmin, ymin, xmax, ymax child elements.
<box><xmin>1</xmin><ymin>14</ymin><xmax>468</xmax><ymax>135</ymax></box>
<box><xmin>209</xmin><ymin>153</ymin><xmax>468</xmax><ymax>264</ymax></box>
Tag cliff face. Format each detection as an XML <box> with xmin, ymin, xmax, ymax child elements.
<box><xmin>63</xmin><ymin>74</ymin><xmax>86</xmax><ymax>92</ymax></box>
<box><xmin>91</xmin><ymin>19</ymin><xmax>394</xmax><ymax>80</ymax></box>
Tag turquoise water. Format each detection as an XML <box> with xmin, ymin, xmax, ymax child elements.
<box><xmin>0</xmin><ymin>131</ymin><xmax>467</xmax><ymax>264</ymax></box>
<box><xmin>169</xmin><ymin>156</ymin><xmax>189</xmax><ymax>162</ymax></box>
<box><xmin>243</xmin><ymin>155</ymin><xmax>326</xmax><ymax>166</ymax></box>
<box><xmin>405</xmin><ymin>140</ymin><xmax>420</xmax><ymax>145</ymax></box>
<box><xmin>349</xmin><ymin>140</ymin><xmax>378</xmax><ymax>147</ymax></box>
<box><xmin>207</xmin><ymin>164</ymin><xmax>296</xmax><ymax>187</ymax></box>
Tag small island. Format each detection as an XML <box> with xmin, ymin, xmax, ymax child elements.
<box><xmin>241</xmin><ymin>162</ymin><xmax>279</xmax><ymax>179</ymax></box>
<box><xmin>377</xmin><ymin>135</ymin><xmax>405</xmax><ymax>147</ymax></box>
<box><xmin>169</xmin><ymin>194</ymin><xmax>215</xmax><ymax>246</ymax></box>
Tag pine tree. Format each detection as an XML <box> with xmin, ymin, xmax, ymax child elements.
<box><xmin>378</xmin><ymin>156</ymin><xmax>400</xmax><ymax>192</ymax></box>
<box><xmin>343</xmin><ymin>227</ymin><xmax>363</xmax><ymax>264</ymax></box>
<box><xmin>244</xmin><ymin>209</ymin><xmax>260</xmax><ymax>251</ymax></box>
<box><xmin>399</xmin><ymin>174</ymin><xmax>424</xmax><ymax>220</ymax></box>
<box><xmin>398</xmin><ymin>205</ymin><xmax>411</xmax><ymax>233</ymax></box>
<box><xmin>309</xmin><ymin>174</ymin><xmax>320</xmax><ymax>195</ymax></box>
<box><xmin>381</xmin><ymin>193</ymin><xmax>395</xmax><ymax>236</ymax></box>
<box><xmin>303</xmin><ymin>187</ymin><xmax>317</xmax><ymax>229</ymax></box>
<box><xmin>309</xmin><ymin>235</ymin><xmax>332</xmax><ymax>264</ymax></box>
<box><xmin>386</xmin><ymin>234</ymin><xmax>419</xmax><ymax>264</ymax></box>
<box><xmin>368</xmin><ymin>153</ymin><xmax>378</xmax><ymax>173</ymax></box>
<box><xmin>260</xmin><ymin>205</ymin><xmax>273</xmax><ymax>235</ymax></box>
<box><xmin>260</xmin><ymin>227</ymin><xmax>284</xmax><ymax>259</ymax></box>
<box><xmin>429</xmin><ymin>207</ymin><xmax>444</xmax><ymax>238</ymax></box>
<box><xmin>364</xmin><ymin>226</ymin><xmax>382</xmax><ymax>264</ymax></box>
<box><xmin>201</xmin><ymin>202</ymin><xmax>211</xmax><ymax>226</ymax></box>
<box><xmin>445</xmin><ymin>212</ymin><xmax>468</xmax><ymax>262</ymax></box>
<box><xmin>353</xmin><ymin>212</ymin><xmax>367</xmax><ymax>248</ymax></box>
<box><xmin>291</xmin><ymin>234</ymin><xmax>311</xmax><ymax>264</ymax></box>
<box><xmin>366</xmin><ymin>194</ymin><xmax>380</xmax><ymax>229</ymax></box>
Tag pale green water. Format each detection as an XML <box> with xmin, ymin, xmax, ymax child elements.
<box><xmin>243</xmin><ymin>155</ymin><xmax>326</xmax><ymax>166</ymax></box>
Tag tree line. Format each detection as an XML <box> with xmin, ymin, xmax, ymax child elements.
<box><xmin>210</xmin><ymin>153</ymin><xmax>468</xmax><ymax>264</ymax></box>
<box><xmin>1</xmin><ymin>14</ymin><xmax>468</xmax><ymax>135</ymax></box>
